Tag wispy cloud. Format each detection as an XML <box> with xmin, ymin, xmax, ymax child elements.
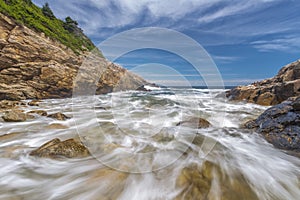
<box><xmin>251</xmin><ymin>36</ymin><xmax>300</xmax><ymax>52</ymax></box>
<box><xmin>33</xmin><ymin>0</ymin><xmax>292</xmax><ymax>42</ymax></box>
<box><xmin>212</xmin><ymin>55</ymin><xmax>241</xmax><ymax>64</ymax></box>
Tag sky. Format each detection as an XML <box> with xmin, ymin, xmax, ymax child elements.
<box><xmin>33</xmin><ymin>0</ymin><xmax>300</xmax><ymax>86</ymax></box>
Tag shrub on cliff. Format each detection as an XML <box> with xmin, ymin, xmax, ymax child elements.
<box><xmin>0</xmin><ymin>0</ymin><xmax>98</xmax><ymax>55</ymax></box>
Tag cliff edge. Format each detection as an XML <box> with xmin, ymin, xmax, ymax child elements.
<box><xmin>0</xmin><ymin>12</ymin><xmax>147</xmax><ymax>100</ymax></box>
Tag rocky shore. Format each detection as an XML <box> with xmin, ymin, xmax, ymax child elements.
<box><xmin>228</xmin><ymin>60</ymin><xmax>300</xmax><ymax>151</ymax></box>
<box><xmin>227</xmin><ymin>60</ymin><xmax>300</xmax><ymax>106</ymax></box>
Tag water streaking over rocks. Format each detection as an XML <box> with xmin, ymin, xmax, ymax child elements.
<box><xmin>0</xmin><ymin>88</ymin><xmax>299</xmax><ymax>200</ymax></box>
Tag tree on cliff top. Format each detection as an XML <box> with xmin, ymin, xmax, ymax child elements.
<box><xmin>42</xmin><ymin>2</ymin><xmax>55</xmax><ymax>19</ymax></box>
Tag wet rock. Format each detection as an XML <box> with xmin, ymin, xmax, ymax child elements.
<box><xmin>30</xmin><ymin>138</ymin><xmax>90</xmax><ymax>158</ymax></box>
<box><xmin>47</xmin><ymin>112</ymin><xmax>71</xmax><ymax>120</ymax></box>
<box><xmin>0</xmin><ymin>100</ymin><xmax>25</xmax><ymax>109</ymax></box>
<box><xmin>245</xmin><ymin>98</ymin><xmax>300</xmax><ymax>151</ymax></box>
<box><xmin>45</xmin><ymin>123</ymin><xmax>69</xmax><ymax>129</ymax></box>
<box><xmin>227</xmin><ymin>60</ymin><xmax>300</xmax><ymax>105</ymax></box>
<box><xmin>176</xmin><ymin>117</ymin><xmax>211</xmax><ymax>129</ymax></box>
<box><xmin>136</xmin><ymin>85</ymin><xmax>150</xmax><ymax>91</ymax></box>
<box><xmin>28</xmin><ymin>100</ymin><xmax>40</xmax><ymax>106</ymax></box>
<box><xmin>27</xmin><ymin>110</ymin><xmax>47</xmax><ymax>116</ymax></box>
<box><xmin>242</xmin><ymin>119</ymin><xmax>259</xmax><ymax>129</ymax></box>
<box><xmin>2</xmin><ymin>110</ymin><xmax>33</xmax><ymax>122</ymax></box>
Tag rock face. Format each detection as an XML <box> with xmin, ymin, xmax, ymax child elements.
<box><xmin>30</xmin><ymin>138</ymin><xmax>90</xmax><ymax>158</ymax></box>
<box><xmin>244</xmin><ymin>97</ymin><xmax>300</xmax><ymax>151</ymax></box>
<box><xmin>0</xmin><ymin>13</ymin><xmax>147</xmax><ymax>100</ymax></box>
<box><xmin>227</xmin><ymin>60</ymin><xmax>300</xmax><ymax>106</ymax></box>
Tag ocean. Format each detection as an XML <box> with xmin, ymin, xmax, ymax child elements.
<box><xmin>0</xmin><ymin>87</ymin><xmax>299</xmax><ymax>200</ymax></box>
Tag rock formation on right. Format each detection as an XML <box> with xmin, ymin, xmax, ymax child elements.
<box><xmin>227</xmin><ymin>60</ymin><xmax>300</xmax><ymax>106</ymax></box>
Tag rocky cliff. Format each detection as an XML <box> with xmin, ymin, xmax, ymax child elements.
<box><xmin>226</xmin><ymin>60</ymin><xmax>300</xmax><ymax>106</ymax></box>
<box><xmin>0</xmin><ymin>13</ymin><xmax>147</xmax><ymax>100</ymax></box>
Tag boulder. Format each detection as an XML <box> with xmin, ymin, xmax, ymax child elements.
<box><xmin>227</xmin><ymin>60</ymin><xmax>300</xmax><ymax>106</ymax></box>
<box><xmin>176</xmin><ymin>117</ymin><xmax>211</xmax><ymax>129</ymax></box>
<box><xmin>47</xmin><ymin>112</ymin><xmax>71</xmax><ymax>120</ymax></box>
<box><xmin>244</xmin><ymin>97</ymin><xmax>300</xmax><ymax>151</ymax></box>
<box><xmin>2</xmin><ymin>110</ymin><xmax>33</xmax><ymax>122</ymax></box>
<box><xmin>30</xmin><ymin>138</ymin><xmax>90</xmax><ymax>158</ymax></box>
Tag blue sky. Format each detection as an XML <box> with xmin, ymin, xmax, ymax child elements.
<box><xmin>33</xmin><ymin>0</ymin><xmax>300</xmax><ymax>86</ymax></box>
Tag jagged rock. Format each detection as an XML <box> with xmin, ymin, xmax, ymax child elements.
<box><xmin>0</xmin><ymin>13</ymin><xmax>147</xmax><ymax>100</ymax></box>
<box><xmin>27</xmin><ymin>110</ymin><xmax>47</xmax><ymax>116</ymax></box>
<box><xmin>227</xmin><ymin>60</ymin><xmax>300</xmax><ymax>106</ymax></box>
<box><xmin>30</xmin><ymin>138</ymin><xmax>90</xmax><ymax>158</ymax></box>
<box><xmin>176</xmin><ymin>117</ymin><xmax>211</xmax><ymax>129</ymax></box>
<box><xmin>1</xmin><ymin>110</ymin><xmax>33</xmax><ymax>122</ymax></box>
<box><xmin>244</xmin><ymin>97</ymin><xmax>300</xmax><ymax>151</ymax></box>
<box><xmin>47</xmin><ymin>112</ymin><xmax>70</xmax><ymax>120</ymax></box>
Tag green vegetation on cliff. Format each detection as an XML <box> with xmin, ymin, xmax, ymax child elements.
<box><xmin>0</xmin><ymin>0</ymin><xmax>97</xmax><ymax>54</ymax></box>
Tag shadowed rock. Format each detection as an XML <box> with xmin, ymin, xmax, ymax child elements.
<box><xmin>30</xmin><ymin>138</ymin><xmax>90</xmax><ymax>158</ymax></box>
<box><xmin>244</xmin><ymin>97</ymin><xmax>300</xmax><ymax>151</ymax></box>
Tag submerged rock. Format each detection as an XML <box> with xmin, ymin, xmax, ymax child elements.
<box><xmin>30</xmin><ymin>138</ymin><xmax>90</xmax><ymax>158</ymax></box>
<box><xmin>175</xmin><ymin>161</ymin><xmax>258</xmax><ymax>200</ymax></box>
<box><xmin>2</xmin><ymin>110</ymin><xmax>33</xmax><ymax>122</ymax></box>
<box><xmin>176</xmin><ymin>117</ymin><xmax>211</xmax><ymax>129</ymax></box>
<box><xmin>244</xmin><ymin>97</ymin><xmax>300</xmax><ymax>151</ymax></box>
<box><xmin>27</xmin><ymin>110</ymin><xmax>48</xmax><ymax>116</ymax></box>
<box><xmin>47</xmin><ymin>112</ymin><xmax>71</xmax><ymax>120</ymax></box>
<box><xmin>45</xmin><ymin>123</ymin><xmax>69</xmax><ymax>129</ymax></box>
<box><xmin>226</xmin><ymin>60</ymin><xmax>300</xmax><ymax>106</ymax></box>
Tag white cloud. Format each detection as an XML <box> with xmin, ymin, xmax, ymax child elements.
<box><xmin>212</xmin><ymin>55</ymin><xmax>241</xmax><ymax>64</ymax></box>
<box><xmin>251</xmin><ymin>36</ymin><xmax>300</xmax><ymax>52</ymax></box>
<box><xmin>33</xmin><ymin>0</ymin><xmax>285</xmax><ymax>37</ymax></box>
